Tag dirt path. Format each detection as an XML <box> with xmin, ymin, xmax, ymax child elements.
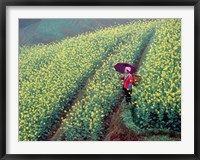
<box><xmin>105</xmin><ymin>103</ymin><xmax>144</xmax><ymax>141</ymax></box>
<box><xmin>103</xmin><ymin>36</ymin><xmax>152</xmax><ymax>141</ymax></box>
<box><xmin>40</xmin><ymin>72</ymin><xmax>96</xmax><ymax>141</ymax></box>
<box><xmin>50</xmin><ymin>73</ymin><xmax>95</xmax><ymax>141</ymax></box>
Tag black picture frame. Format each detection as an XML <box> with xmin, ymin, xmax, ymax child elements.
<box><xmin>0</xmin><ymin>0</ymin><xmax>199</xmax><ymax>159</ymax></box>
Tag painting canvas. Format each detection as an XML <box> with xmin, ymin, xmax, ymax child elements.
<box><xmin>19</xmin><ymin>18</ymin><xmax>181</xmax><ymax>141</ymax></box>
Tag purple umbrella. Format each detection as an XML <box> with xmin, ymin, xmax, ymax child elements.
<box><xmin>114</xmin><ymin>62</ymin><xmax>136</xmax><ymax>74</ymax></box>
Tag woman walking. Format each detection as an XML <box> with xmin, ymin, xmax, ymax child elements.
<box><xmin>120</xmin><ymin>66</ymin><xmax>134</xmax><ymax>104</ymax></box>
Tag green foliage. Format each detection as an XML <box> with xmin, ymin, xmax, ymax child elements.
<box><xmin>133</xmin><ymin>19</ymin><xmax>181</xmax><ymax>132</ymax></box>
<box><xmin>120</xmin><ymin>106</ymin><xmax>142</xmax><ymax>135</ymax></box>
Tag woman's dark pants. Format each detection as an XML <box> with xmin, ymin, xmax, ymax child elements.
<box><xmin>123</xmin><ymin>87</ymin><xmax>132</xmax><ymax>104</ymax></box>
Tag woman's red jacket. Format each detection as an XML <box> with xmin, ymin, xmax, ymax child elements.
<box><xmin>123</xmin><ymin>75</ymin><xmax>134</xmax><ymax>89</ymax></box>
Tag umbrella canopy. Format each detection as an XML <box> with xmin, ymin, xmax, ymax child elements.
<box><xmin>114</xmin><ymin>62</ymin><xmax>136</xmax><ymax>74</ymax></box>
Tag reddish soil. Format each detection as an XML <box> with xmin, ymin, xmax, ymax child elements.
<box><xmin>101</xmin><ymin>98</ymin><xmax>144</xmax><ymax>141</ymax></box>
<box><xmin>40</xmin><ymin>90</ymin><xmax>84</xmax><ymax>141</ymax></box>
<box><xmin>42</xmin><ymin>73</ymin><xmax>96</xmax><ymax>141</ymax></box>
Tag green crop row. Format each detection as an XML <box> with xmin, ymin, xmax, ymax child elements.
<box><xmin>132</xmin><ymin>19</ymin><xmax>181</xmax><ymax>132</ymax></box>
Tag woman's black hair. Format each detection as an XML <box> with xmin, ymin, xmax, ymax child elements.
<box><xmin>125</xmin><ymin>69</ymin><xmax>131</xmax><ymax>73</ymax></box>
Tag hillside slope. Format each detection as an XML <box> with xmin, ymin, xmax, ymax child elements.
<box><xmin>19</xmin><ymin>19</ymin><xmax>140</xmax><ymax>46</ymax></box>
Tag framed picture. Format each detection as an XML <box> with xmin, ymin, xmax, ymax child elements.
<box><xmin>1</xmin><ymin>0</ymin><xmax>199</xmax><ymax>159</ymax></box>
